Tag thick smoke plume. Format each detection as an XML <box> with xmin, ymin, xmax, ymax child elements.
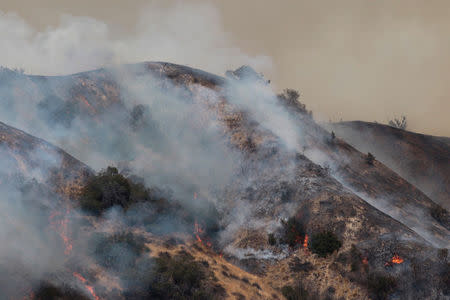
<box><xmin>0</xmin><ymin>3</ymin><xmax>271</xmax><ymax>76</ymax></box>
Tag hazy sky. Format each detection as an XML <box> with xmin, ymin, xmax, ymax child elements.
<box><xmin>1</xmin><ymin>0</ymin><xmax>449</xmax><ymax>136</ymax></box>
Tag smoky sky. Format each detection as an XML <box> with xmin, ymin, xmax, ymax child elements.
<box><xmin>1</xmin><ymin>0</ymin><xmax>450</xmax><ymax>136</ymax></box>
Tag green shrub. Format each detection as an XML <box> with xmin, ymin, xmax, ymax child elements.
<box><xmin>367</xmin><ymin>273</ymin><xmax>397</xmax><ymax>300</ymax></box>
<box><xmin>80</xmin><ymin>166</ymin><xmax>170</xmax><ymax>215</ymax></box>
<box><xmin>124</xmin><ymin>251</ymin><xmax>225</xmax><ymax>299</ymax></box>
<box><xmin>309</xmin><ymin>231</ymin><xmax>342</xmax><ymax>258</ymax></box>
<box><xmin>280</xmin><ymin>217</ymin><xmax>306</xmax><ymax>248</ymax></box>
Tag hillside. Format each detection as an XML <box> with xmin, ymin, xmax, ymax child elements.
<box><xmin>327</xmin><ymin>121</ymin><xmax>450</xmax><ymax>210</ymax></box>
<box><xmin>0</xmin><ymin>64</ymin><xmax>448</xmax><ymax>299</ymax></box>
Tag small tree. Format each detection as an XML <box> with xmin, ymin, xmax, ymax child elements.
<box><xmin>389</xmin><ymin>116</ymin><xmax>407</xmax><ymax>130</ymax></box>
<box><xmin>277</xmin><ymin>89</ymin><xmax>311</xmax><ymax>115</ymax></box>
<box><xmin>366</xmin><ymin>153</ymin><xmax>375</xmax><ymax>165</ymax></box>
<box><xmin>309</xmin><ymin>231</ymin><xmax>342</xmax><ymax>258</ymax></box>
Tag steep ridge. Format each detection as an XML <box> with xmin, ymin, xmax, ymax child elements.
<box><xmin>0</xmin><ymin>63</ymin><xmax>448</xmax><ymax>298</ymax></box>
<box><xmin>327</xmin><ymin>121</ymin><xmax>450</xmax><ymax>210</ymax></box>
<box><xmin>288</xmin><ymin>115</ymin><xmax>449</xmax><ymax>248</ymax></box>
<box><xmin>0</xmin><ymin>121</ymin><xmax>92</xmax><ymax>198</ymax></box>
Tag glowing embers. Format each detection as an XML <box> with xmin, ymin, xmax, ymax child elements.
<box><xmin>48</xmin><ymin>206</ymin><xmax>73</xmax><ymax>255</ymax></box>
<box><xmin>73</xmin><ymin>272</ymin><xmax>100</xmax><ymax>300</ymax></box>
<box><xmin>385</xmin><ymin>254</ymin><xmax>404</xmax><ymax>267</ymax></box>
<box><xmin>194</xmin><ymin>220</ymin><xmax>212</xmax><ymax>248</ymax></box>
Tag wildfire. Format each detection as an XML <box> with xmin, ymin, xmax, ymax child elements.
<box><xmin>73</xmin><ymin>272</ymin><xmax>100</xmax><ymax>300</ymax></box>
<box><xmin>303</xmin><ymin>234</ymin><xmax>308</xmax><ymax>249</ymax></box>
<box><xmin>49</xmin><ymin>207</ymin><xmax>73</xmax><ymax>255</ymax></box>
<box><xmin>391</xmin><ymin>254</ymin><xmax>404</xmax><ymax>264</ymax></box>
<box><xmin>385</xmin><ymin>254</ymin><xmax>404</xmax><ymax>267</ymax></box>
<box><xmin>194</xmin><ymin>220</ymin><xmax>213</xmax><ymax>248</ymax></box>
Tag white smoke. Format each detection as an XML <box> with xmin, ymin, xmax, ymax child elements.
<box><xmin>0</xmin><ymin>2</ymin><xmax>271</xmax><ymax>76</ymax></box>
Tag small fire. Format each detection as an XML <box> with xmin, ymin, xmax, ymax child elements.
<box><xmin>303</xmin><ymin>234</ymin><xmax>308</xmax><ymax>249</ymax></box>
<box><xmin>194</xmin><ymin>220</ymin><xmax>212</xmax><ymax>248</ymax></box>
<box><xmin>385</xmin><ymin>254</ymin><xmax>404</xmax><ymax>267</ymax></box>
<box><xmin>362</xmin><ymin>256</ymin><xmax>368</xmax><ymax>265</ymax></box>
<box><xmin>391</xmin><ymin>254</ymin><xmax>404</xmax><ymax>264</ymax></box>
<box><xmin>73</xmin><ymin>272</ymin><xmax>100</xmax><ymax>300</ymax></box>
<box><xmin>49</xmin><ymin>206</ymin><xmax>73</xmax><ymax>256</ymax></box>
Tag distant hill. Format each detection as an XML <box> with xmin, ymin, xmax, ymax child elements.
<box><xmin>328</xmin><ymin>121</ymin><xmax>450</xmax><ymax>210</ymax></box>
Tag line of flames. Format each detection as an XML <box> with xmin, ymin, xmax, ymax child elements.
<box><xmin>47</xmin><ymin>206</ymin><xmax>100</xmax><ymax>300</ymax></box>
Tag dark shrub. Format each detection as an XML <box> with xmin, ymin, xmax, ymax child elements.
<box><xmin>280</xmin><ymin>217</ymin><xmax>306</xmax><ymax>248</ymax></box>
<box><xmin>367</xmin><ymin>273</ymin><xmax>397</xmax><ymax>300</ymax></box>
<box><xmin>438</xmin><ymin>248</ymin><xmax>448</xmax><ymax>261</ymax></box>
<box><xmin>125</xmin><ymin>251</ymin><xmax>225</xmax><ymax>300</ymax></box>
<box><xmin>92</xmin><ymin>231</ymin><xmax>148</xmax><ymax>272</ymax></box>
<box><xmin>268</xmin><ymin>233</ymin><xmax>277</xmax><ymax>246</ymax></box>
<box><xmin>34</xmin><ymin>282</ymin><xmax>90</xmax><ymax>300</ymax></box>
<box><xmin>388</xmin><ymin>116</ymin><xmax>407</xmax><ymax>130</ymax></box>
<box><xmin>366</xmin><ymin>153</ymin><xmax>375</xmax><ymax>165</ymax></box>
<box><xmin>309</xmin><ymin>231</ymin><xmax>342</xmax><ymax>258</ymax></box>
<box><xmin>277</xmin><ymin>89</ymin><xmax>312</xmax><ymax>117</ymax></box>
<box><xmin>80</xmin><ymin>166</ymin><xmax>171</xmax><ymax>215</ymax></box>
<box><xmin>430</xmin><ymin>204</ymin><xmax>449</xmax><ymax>227</ymax></box>
<box><xmin>281</xmin><ymin>284</ymin><xmax>309</xmax><ymax>300</ymax></box>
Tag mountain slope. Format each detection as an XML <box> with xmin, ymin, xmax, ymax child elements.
<box><xmin>0</xmin><ymin>63</ymin><xmax>448</xmax><ymax>299</ymax></box>
<box><xmin>327</xmin><ymin>121</ymin><xmax>450</xmax><ymax>210</ymax></box>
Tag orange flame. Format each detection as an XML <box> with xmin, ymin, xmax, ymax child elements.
<box><xmin>391</xmin><ymin>254</ymin><xmax>404</xmax><ymax>264</ymax></box>
<box><xmin>303</xmin><ymin>234</ymin><xmax>308</xmax><ymax>249</ymax></box>
<box><xmin>385</xmin><ymin>254</ymin><xmax>404</xmax><ymax>266</ymax></box>
<box><xmin>73</xmin><ymin>272</ymin><xmax>100</xmax><ymax>300</ymax></box>
<box><xmin>49</xmin><ymin>207</ymin><xmax>73</xmax><ymax>256</ymax></box>
<box><xmin>362</xmin><ymin>257</ymin><xmax>368</xmax><ymax>265</ymax></box>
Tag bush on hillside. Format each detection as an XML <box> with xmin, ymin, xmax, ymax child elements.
<box><xmin>367</xmin><ymin>273</ymin><xmax>397</xmax><ymax>300</ymax></box>
<box><xmin>124</xmin><ymin>251</ymin><xmax>225</xmax><ymax>300</ymax></box>
<box><xmin>281</xmin><ymin>282</ymin><xmax>319</xmax><ymax>300</ymax></box>
<box><xmin>79</xmin><ymin>166</ymin><xmax>170</xmax><ymax>215</ymax></box>
<box><xmin>309</xmin><ymin>231</ymin><xmax>342</xmax><ymax>258</ymax></box>
<box><xmin>34</xmin><ymin>282</ymin><xmax>91</xmax><ymax>300</ymax></box>
<box><xmin>366</xmin><ymin>152</ymin><xmax>375</xmax><ymax>165</ymax></box>
<box><xmin>388</xmin><ymin>116</ymin><xmax>407</xmax><ymax>130</ymax></box>
<box><xmin>430</xmin><ymin>204</ymin><xmax>449</xmax><ymax>227</ymax></box>
<box><xmin>277</xmin><ymin>89</ymin><xmax>312</xmax><ymax>116</ymax></box>
<box><xmin>92</xmin><ymin>231</ymin><xmax>149</xmax><ymax>272</ymax></box>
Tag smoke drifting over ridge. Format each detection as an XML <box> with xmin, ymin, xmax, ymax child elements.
<box><xmin>0</xmin><ymin>3</ymin><xmax>271</xmax><ymax>76</ymax></box>
<box><xmin>2</xmin><ymin>0</ymin><xmax>450</xmax><ymax>136</ymax></box>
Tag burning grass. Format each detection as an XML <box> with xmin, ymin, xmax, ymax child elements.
<box><xmin>280</xmin><ymin>216</ymin><xmax>306</xmax><ymax>248</ymax></box>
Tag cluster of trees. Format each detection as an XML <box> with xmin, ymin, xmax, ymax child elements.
<box><xmin>123</xmin><ymin>251</ymin><xmax>225</xmax><ymax>299</ymax></box>
<box><xmin>388</xmin><ymin>116</ymin><xmax>407</xmax><ymax>130</ymax></box>
<box><xmin>269</xmin><ymin>217</ymin><xmax>342</xmax><ymax>258</ymax></box>
<box><xmin>79</xmin><ymin>166</ymin><xmax>171</xmax><ymax>216</ymax></box>
<box><xmin>277</xmin><ymin>89</ymin><xmax>312</xmax><ymax>117</ymax></box>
